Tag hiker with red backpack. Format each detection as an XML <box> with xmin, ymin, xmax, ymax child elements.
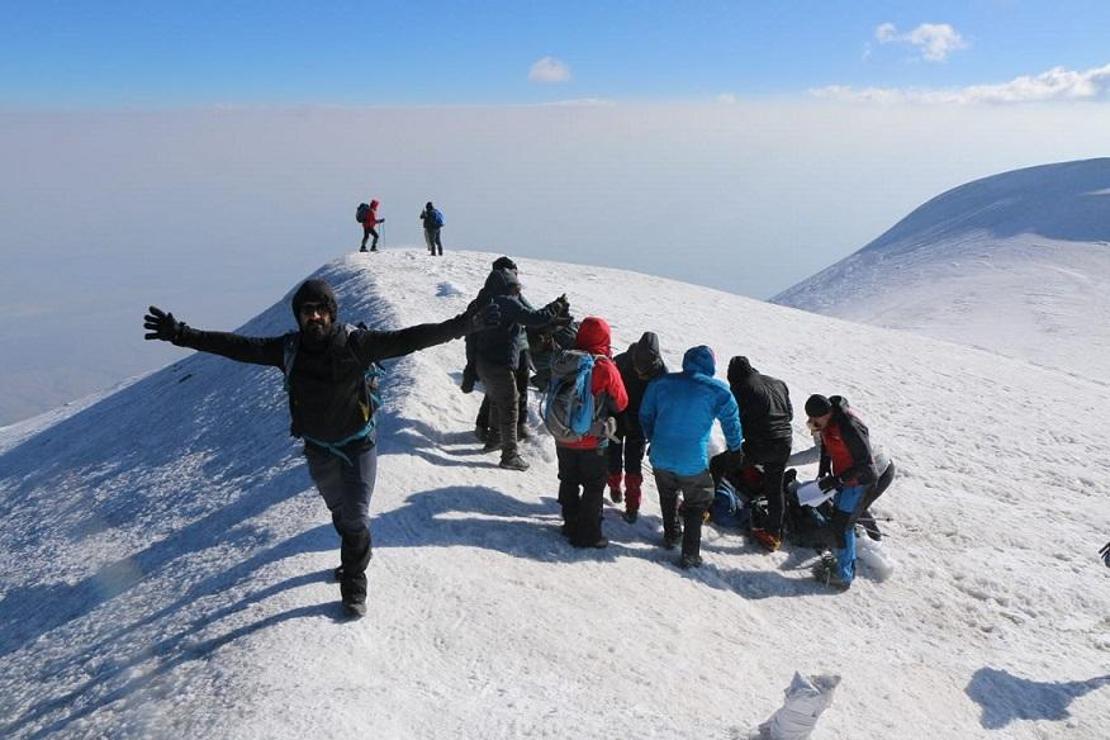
<box><xmin>639</xmin><ymin>345</ymin><xmax>744</xmax><ymax>568</ymax></box>
<box><xmin>141</xmin><ymin>280</ymin><xmax>499</xmax><ymax>617</ymax></box>
<box><xmin>357</xmin><ymin>200</ymin><xmax>384</xmax><ymax>252</ymax></box>
<box><xmin>544</xmin><ymin>317</ymin><xmax>628</xmax><ymax>548</ymax></box>
<box><xmin>607</xmin><ymin>331</ymin><xmax>667</xmax><ymax>523</ymax></box>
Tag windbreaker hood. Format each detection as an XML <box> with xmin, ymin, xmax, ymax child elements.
<box><xmin>682</xmin><ymin>345</ymin><xmax>716</xmax><ymax>376</ymax></box>
<box><xmin>727</xmin><ymin>356</ymin><xmax>755</xmax><ymax>385</ymax></box>
<box><xmin>575</xmin><ymin>316</ymin><xmax>612</xmax><ymax>357</ymax></box>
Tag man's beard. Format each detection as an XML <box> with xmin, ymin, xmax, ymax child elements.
<box><xmin>302</xmin><ymin>319</ymin><xmax>330</xmax><ymax>343</ymax></box>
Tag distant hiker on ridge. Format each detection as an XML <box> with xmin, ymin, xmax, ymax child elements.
<box><xmin>142</xmin><ymin>280</ymin><xmax>498</xmax><ymax>617</ymax></box>
<box><xmin>357</xmin><ymin>199</ymin><xmax>384</xmax><ymax>252</ymax></box>
<box><xmin>640</xmin><ymin>345</ymin><xmax>744</xmax><ymax>568</ymax></box>
<box><xmin>607</xmin><ymin>331</ymin><xmax>667</xmax><ymax>523</ymax></box>
<box><xmin>420</xmin><ymin>201</ymin><xmax>445</xmax><ymax>256</ymax></box>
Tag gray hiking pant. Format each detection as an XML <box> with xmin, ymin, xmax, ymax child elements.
<box><xmin>305</xmin><ymin>442</ymin><xmax>377</xmax><ymax>604</ymax></box>
<box><xmin>424</xmin><ymin>227</ymin><xmax>443</xmax><ymax>255</ymax></box>
<box><xmin>476</xmin><ymin>356</ymin><xmax>519</xmax><ymax>459</ymax></box>
<box><xmin>653</xmin><ymin>468</ymin><xmax>714</xmax><ymax>559</ymax></box>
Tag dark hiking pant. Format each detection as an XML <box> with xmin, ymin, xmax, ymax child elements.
<box><xmin>557</xmin><ymin>446</ymin><xmax>607</xmax><ymax>545</ymax></box>
<box><xmin>476</xmin><ymin>357</ymin><xmax>519</xmax><ymax>459</ymax></box>
<box><xmin>424</xmin><ymin>227</ymin><xmax>443</xmax><ymax>255</ymax></box>
<box><xmin>743</xmin><ymin>438</ymin><xmax>792</xmax><ymax>537</ymax></box>
<box><xmin>476</xmin><ymin>355</ymin><xmax>529</xmax><ymax>432</ymax></box>
<box><xmin>607</xmin><ymin>431</ymin><xmax>646</xmax><ymax>478</ymax></box>
<box><xmin>854</xmin><ymin>462</ymin><xmax>895</xmax><ymax>541</ymax></box>
<box><xmin>305</xmin><ymin>442</ymin><xmax>377</xmax><ymax>605</ymax></box>
<box><xmin>361</xmin><ymin>226</ymin><xmax>379</xmax><ymax>251</ymax></box>
<box><xmin>653</xmin><ymin>468</ymin><xmax>714</xmax><ymax>560</ymax></box>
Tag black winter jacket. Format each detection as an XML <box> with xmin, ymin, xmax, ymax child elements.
<box><xmin>174</xmin><ymin>315</ymin><xmax>468</xmax><ymax>444</ymax></box>
<box><xmin>471</xmin><ymin>269</ymin><xmax>562</xmax><ymax>368</ymax></box>
<box><xmin>817</xmin><ymin>395</ymin><xmax>877</xmax><ymax>486</ymax></box>
<box><xmin>726</xmin><ymin>357</ymin><xmax>793</xmax><ymax>446</ymax></box>
<box><xmin>613</xmin><ymin>332</ymin><xmax>667</xmax><ymax>438</ymax></box>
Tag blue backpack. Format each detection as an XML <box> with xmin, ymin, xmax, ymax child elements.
<box><xmin>710</xmin><ymin>478</ymin><xmax>751</xmax><ymax>529</ymax></box>
<box><xmin>543</xmin><ymin>349</ymin><xmax>602</xmax><ymax>443</ymax></box>
<box><xmin>430</xmin><ymin>208</ymin><xmax>445</xmax><ymax>228</ymax></box>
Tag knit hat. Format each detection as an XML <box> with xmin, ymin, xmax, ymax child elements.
<box><xmin>631</xmin><ymin>332</ymin><xmax>663</xmax><ymax>375</ymax></box>
<box><xmin>291</xmin><ymin>279</ymin><xmax>338</xmax><ymax>321</ymax></box>
<box><xmin>492</xmin><ymin>256</ymin><xmax>518</xmax><ymax>272</ymax></box>
<box><xmin>804</xmin><ymin>394</ymin><xmax>832</xmax><ymax>418</ymax></box>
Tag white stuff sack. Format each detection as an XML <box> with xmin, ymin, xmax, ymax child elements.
<box><xmin>756</xmin><ymin>672</ymin><xmax>841</xmax><ymax>740</ymax></box>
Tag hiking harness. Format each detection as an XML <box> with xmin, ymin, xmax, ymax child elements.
<box><xmin>282</xmin><ymin>327</ymin><xmax>384</xmax><ymax>466</ymax></box>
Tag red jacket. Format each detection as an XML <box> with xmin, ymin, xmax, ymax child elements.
<box><xmin>365</xmin><ymin>199</ymin><xmax>381</xmax><ymax>229</ymax></box>
<box><xmin>561</xmin><ymin>317</ymin><xmax>629</xmax><ymax>450</ymax></box>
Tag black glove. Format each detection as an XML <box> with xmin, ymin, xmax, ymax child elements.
<box><xmin>1100</xmin><ymin>541</ymin><xmax>1110</xmax><ymax>567</ymax></box>
<box><xmin>379</xmin><ymin>218</ymin><xmax>386</xmax><ymax>223</ymax></box>
<box><xmin>548</xmin><ymin>294</ymin><xmax>570</xmax><ymax>316</ymax></box>
<box><xmin>465</xmin><ymin>303</ymin><xmax>500</xmax><ymax>334</ymax></box>
<box><xmin>720</xmin><ymin>447</ymin><xmax>745</xmax><ymax>473</ymax></box>
<box><xmin>817</xmin><ymin>475</ymin><xmax>841</xmax><ymax>493</ymax></box>
<box><xmin>143</xmin><ymin>306</ymin><xmax>183</xmax><ymax>342</ymax></box>
<box><xmin>461</xmin><ymin>365</ymin><xmax>477</xmax><ymax>394</ymax></box>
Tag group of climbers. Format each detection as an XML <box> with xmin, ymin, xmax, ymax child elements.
<box><xmin>355</xmin><ymin>198</ymin><xmax>447</xmax><ymax>256</ymax></box>
<box><xmin>141</xmin><ymin>252</ymin><xmax>896</xmax><ymax>615</ymax></box>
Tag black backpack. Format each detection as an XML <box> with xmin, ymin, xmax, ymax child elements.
<box><xmin>356</xmin><ymin>203</ymin><xmax>370</xmax><ymax>224</ymax></box>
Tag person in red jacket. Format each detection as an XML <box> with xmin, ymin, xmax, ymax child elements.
<box><xmin>556</xmin><ymin>317</ymin><xmax>629</xmax><ymax>548</ymax></box>
<box><xmin>360</xmin><ymin>199</ymin><xmax>384</xmax><ymax>252</ymax></box>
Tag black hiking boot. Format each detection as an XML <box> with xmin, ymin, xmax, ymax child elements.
<box><xmin>622</xmin><ymin>509</ymin><xmax>639</xmax><ymax>524</ymax></box>
<box><xmin>679</xmin><ymin>554</ymin><xmax>703</xmax><ymax>569</ymax></box>
<box><xmin>572</xmin><ymin>537</ymin><xmax>609</xmax><ymax>549</ymax></box>
<box><xmin>342</xmin><ymin>599</ymin><xmax>367</xmax><ymax>618</ymax></box>
<box><xmin>662</xmin><ymin>532</ymin><xmax>680</xmax><ymax>550</ymax></box>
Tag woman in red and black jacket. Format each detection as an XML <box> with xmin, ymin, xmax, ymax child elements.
<box><xmin>556</xmin><ymin>317</ymin><xmax>628</xmax><ymax>549</ymax></box>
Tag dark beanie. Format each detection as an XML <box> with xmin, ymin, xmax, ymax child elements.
<box><xmin>492</xmin><ymin>256</ymin><xmax>518</xmax><ymax>272</ymax></box>
<box><xmin>804</xmin><ymin>394</ymin><xmax>832</xmax><ymax>418</ymax></box>
<box><xmin>291</xmin><ymin>279</ymin><xmax>338</xmax><ymax>321</ymax></box>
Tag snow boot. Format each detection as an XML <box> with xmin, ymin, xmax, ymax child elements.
<box><xmin>499</xmin><ymin>453</ymin><xmax>530</xmax><ymax>471</ymax></box>
<box><xmin>607</xmin><ymin>472</ymin><xmax>623</xmax><ymax>504</ymax></box>
<box><xmin>343</xmin><ymin>600</ymin><xmax>367</xmax><ymax>618</ymax></box>
<box><xmin>811</xmin><ymin>553</ymin><xmax>850</xmax><ymax>590</ymax></box>
<box><xmin>622</xmin><ymin>509</ymin><xmax>639</xmax><ymax>524</ymax></box>
<box><xmin>679</xmin><ymin>553</ymin><xmax>704</xmax><ymax>569</ymax></box>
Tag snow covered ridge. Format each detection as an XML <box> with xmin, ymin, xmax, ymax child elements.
<box><xmin>773</xmin><ymin>158</ymin><xmax>1110</xmax><ymax>379</ymax></box>
<box><xmin>2</xmin><ymin>250</ymin><xmax>1108</xmax><ymax>738</ymax></box>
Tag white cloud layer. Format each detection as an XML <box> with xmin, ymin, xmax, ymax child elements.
<box><xmin>875</xmin><ymin>22</ymin><xmax>967</xmax><ymax>62</ymax></box>
<box><xmin>528</xmin><ymin>56</ymin><xmax>571</xmax><ymax>83</ymax></box>
<box><xmin>811</xmin><ymin>62</ymin><xmax>1110</xmax><ymax>104</ymax></box>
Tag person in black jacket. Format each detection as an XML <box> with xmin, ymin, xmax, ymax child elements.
<box><xmin>471</xmin><ymin>268</ymin><xmax>568</xmax><ymax>471</ymax></box>
<box><xmin>726</xmin><ymin>356</ymin><xmax>793</xmax><ymax>552</ymax></box>
<box><xmin>608</xmin><ymin>331</ymin><xmax>667</xmax><ymax>523</ymax></box>
<box><xmin>464</xmin><ymin>257</ymin><xmax>535</xmax><ymax>443</ymax></box>
<box><xmin>142</xmin><ymin>278</ymin><xmax>496</xmax><ymax>617</ymax></box>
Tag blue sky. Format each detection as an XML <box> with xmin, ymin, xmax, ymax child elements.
<box><xmin>3</xmin><ymin>1</ymin><xmax>1110</xmax><ymax>106</ymax></box>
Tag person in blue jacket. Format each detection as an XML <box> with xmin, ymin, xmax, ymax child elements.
<box><xmin>640</xmin><ymin>345</ymin><xmax>744</xmax><ymax>568</ymax></box>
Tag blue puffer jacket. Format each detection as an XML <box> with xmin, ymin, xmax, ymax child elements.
<box><xmin>640</xmin><ymin>345</ymin><xmax>744</xmax><ymax>477</ymax></box>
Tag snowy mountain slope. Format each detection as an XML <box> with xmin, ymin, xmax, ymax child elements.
<box><xmin>772</xmin><ymin>159</ymin><xmax>1110</xmax><ymax>379</ymax></box>
<box><xmin>1</xmin><ymin>250</ymin><xmax>1108</xmax><ymax>739</ymax></box>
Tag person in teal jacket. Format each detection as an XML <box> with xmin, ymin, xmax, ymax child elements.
<box><xmin>640</xmin><ymin>345</ymin><xmax>744</xmax><ymax>568</ymax></box>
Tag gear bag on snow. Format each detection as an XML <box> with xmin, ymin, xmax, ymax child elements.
<box><xmin>356</xmin><ymin>202</ymin><xmax>370</xmax><ymax>224</ymax></box>
<box><xmin>282</xmin><ymin>323</ymin><xmax>385</xmax><ymax>464</ymax></box>
<box><xmin>543</xmin><ymin>349</ymin><xmax>604</xmax><ymax>443</ymax></box>
<box><xmin>710</xmin><ymin>478</ymin><xmax>751</xmax><ymax>529</ymax></box>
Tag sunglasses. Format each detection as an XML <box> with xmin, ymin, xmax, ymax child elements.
<box><xmin>299</xmin><ymin>303</ymin><xmax>329</xmax><ymax>317</ymax></box>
